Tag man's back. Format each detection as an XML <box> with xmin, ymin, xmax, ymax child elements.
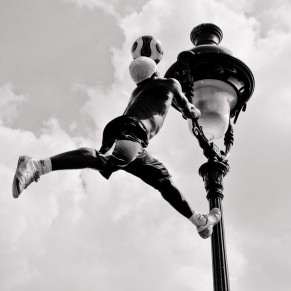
<box><xmin>124</xmin><ymin>77</ymin><xmax>178</xmax><ymax>140</ymax></box>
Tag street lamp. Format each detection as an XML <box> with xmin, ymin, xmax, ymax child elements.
<box><xmin>164</xmin><ymin>23</ymin><xmax>255</xmax><ymax>291</ymax></box>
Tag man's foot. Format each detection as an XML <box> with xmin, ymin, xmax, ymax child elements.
<box><xmin>197</xmin><ymin>208</ymin><xmax>221</xmax><ymax>239</ymax></box>
<box><xmin>12</xmin><ymin>156</ymin><xmax>41</xmax><ymax>198</ymax></box>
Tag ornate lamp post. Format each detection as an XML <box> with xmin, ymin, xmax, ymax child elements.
<box><xmin>164</xmin><ymin>23</ymin><xmax>255</xmax><ymax>291</ymax></box>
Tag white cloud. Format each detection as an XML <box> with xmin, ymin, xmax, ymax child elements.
<box><xmin>0</xmin><ymin>84</ymin><xmax>27</xmax><ymax>124</ymax></box>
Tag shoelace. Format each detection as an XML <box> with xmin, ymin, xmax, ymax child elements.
<box><xmin>24</xmin><ymin>171</ymin><xmax>41</xmax><ymax>189</ymax></box>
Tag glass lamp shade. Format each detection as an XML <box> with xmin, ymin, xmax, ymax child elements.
<box><xmin>187</xmin><ymin>79</ymin><xmax>238</xmax><ymax>141</ymax></box>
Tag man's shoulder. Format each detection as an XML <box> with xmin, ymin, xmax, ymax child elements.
<box><xmin>153</xmin><ymin>77</ymin><xmax>180</xmax><ymax>87</ymax></box>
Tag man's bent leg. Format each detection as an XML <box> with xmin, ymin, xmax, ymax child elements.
<box><xmin>12</xmin><ymin>148</ymin><xmax>107</xmax><ymax>198</ymax></box>
<box><xmin>13</xmin><ymin>140</ymin><xmax>143</xmax><ymax>198</ymax></box>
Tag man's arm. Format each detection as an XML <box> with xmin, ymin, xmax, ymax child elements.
<box><xmin>171</xmin><ymin>78</ymin><xmax>201</xmax><ymax>119</ymax></box>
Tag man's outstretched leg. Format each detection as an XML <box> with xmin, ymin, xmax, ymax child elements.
<box><xmin>157</xmin><ymin>178</ymin><xmax>221</xmax><ymax>239</ymax></box>
<box><xmin>12</xmin><ymin>148</ymin><xmax>104</xmax><ymax>198</ymax></box>
<box><xmin>122</xmin><ymin>150</ymin><xmax>221</xmax><ymax>239</ymax></box>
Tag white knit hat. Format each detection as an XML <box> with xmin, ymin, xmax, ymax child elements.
<box><xmin>129</xmin><ymin>57</ymin><xmax>157</xmax><ymax>84</ymax></box>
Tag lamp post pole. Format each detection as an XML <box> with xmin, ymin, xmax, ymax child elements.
<box><xmin>199</xmin><ymin>159</ymin><xmax>230</xmax><ymax>291</ymax></box>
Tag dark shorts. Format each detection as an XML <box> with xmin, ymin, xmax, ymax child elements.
<box><xmin>97</xmin><ymin>115</ymin><xmax>171</xmax><ymax>189</ymax></box>
<box><xmin>122</xmin><ymin>149</ymin><xmax>172</xmax><ymax>190</ymax></box>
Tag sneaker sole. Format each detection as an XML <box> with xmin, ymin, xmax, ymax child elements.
<box><xmin>12</xmin><ymin>156</ymin><xmax>28</xmax><ymax>198</ymax></box>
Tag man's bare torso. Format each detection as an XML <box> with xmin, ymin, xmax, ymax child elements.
<box><xmin>123</xmin><ymin>78</ymin><xmax>177</xmax><ymax>140</ymax></box>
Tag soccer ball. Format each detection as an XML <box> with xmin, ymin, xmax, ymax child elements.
<box><xmin>131</xmin><ymin>35</ymin><xmax>164</xmax><ymax>64</ymax></box>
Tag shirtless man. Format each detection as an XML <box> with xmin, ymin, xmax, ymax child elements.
<box><xmin>12</xmin><ymin>56</ymin><xmax>221</xmax><ymax>239</ymax></box>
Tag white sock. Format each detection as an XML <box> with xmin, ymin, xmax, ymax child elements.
<box><xmin>189</xmin><ymin>210</ymin><xmax>207</xmax><ymax>227</ymax></box>
<box><xmin>32</xmin><ymin>158</ymin><xmax>52</xmax><ymax>176</ymax></box>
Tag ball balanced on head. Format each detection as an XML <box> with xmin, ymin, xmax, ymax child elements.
<box><xmin>131</xmin><ymin>35</ymin><xmax>164</xmax><ymax>64</ymax></box>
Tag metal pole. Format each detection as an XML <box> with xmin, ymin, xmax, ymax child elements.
<box><xmin>199</xmin><ymin>160</ymin><xmax>230</xmax><ymax>291</ymax></box>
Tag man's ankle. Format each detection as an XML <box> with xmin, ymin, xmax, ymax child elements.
<box><xmin>189</xmin><ymin>211</ymin><xmax>207</xmax><ymax>227</ymax></box>
<box><xmin>32</xmin><ymin>158</ymin><xmax>52</xmax><ymax>175</ymax></box>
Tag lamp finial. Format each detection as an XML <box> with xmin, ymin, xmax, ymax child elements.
<box><xmin>190</xmin><ymin>23</ymin><xmax>223</xmax><ymax>46</ymax></box>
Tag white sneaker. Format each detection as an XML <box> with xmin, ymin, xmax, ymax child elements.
<box><xmin>197</xmin><ymin>208</ymin><xmax>221</xmax><ymax>239</ymax></box>
<box><xmin>12</xmin><ymin>156</ymin><xmax>40</xmax><ymax>198</ymax></box>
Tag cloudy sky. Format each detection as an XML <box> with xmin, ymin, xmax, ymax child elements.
<box><xmin>1</xmin><ymin>0</ymin><xmax>291</xmax><ymax>290</ymax></box>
